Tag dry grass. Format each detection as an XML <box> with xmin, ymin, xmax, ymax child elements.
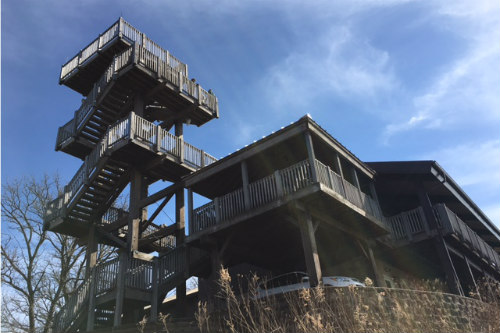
<box><xmin>196</xmin><ymin>268</ymin><xmax>500</xmax><ymax>333</ymax></box>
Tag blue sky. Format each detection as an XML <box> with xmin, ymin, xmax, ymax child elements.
<box><xmin>2</xmin><ymin>0</ymin><xmax>499</xmax><ymax>227</ymax></box>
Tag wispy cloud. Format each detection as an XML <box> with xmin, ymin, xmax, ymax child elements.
<box><xmin>383</xmin><ymin>0</ymin><xmax>500</xmax><ymax>141</ymax></box>
<box><xmin>260</xmin><ymin>25</ymin><xmax>397</xmax><ymax>112</ymax></box>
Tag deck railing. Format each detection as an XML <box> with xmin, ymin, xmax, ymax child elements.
<box><xmin>60</xmin><ymin>18</ymin><xmax>187</xmax><ymax>81</ymax></box>
<box><xmin>386</xmin><ymin>204</ymin><xmax>500</xmax><ymax>270</ymax></box>
<box><xmin>386</xmin><ymin>206</ymin><xmax>427</xmax><ymax>241</ymax></box>
<box><xmin>56</xmin><ymin>43</ymin><xmax>218</xmax><ymax>151</ymax></box>
<box><xmin>434</xmin><ymin>204</ymin><xmax>500</xmax><ymax>269</ymax></box>
<box><xmin>47</xmin><ymin>112</ymin><xmax>217</xmax><ymax>225</ymax></box>
<box><xmin>191</xmin><ymin>159</ymin><xmax>385</xmax><ymax>234</ymax></box>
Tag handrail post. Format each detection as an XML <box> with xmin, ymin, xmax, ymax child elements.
<box><xmin>197</xmin><ymin>84</ymin><xmax>202</xmax><ymax>105</ymax></box>
<box><xmin>178</xmin><ymin>72</ymin><xmax>183</xmax><ymax>92</ymax></box>
<box><xmin>214</xmin><ymin>198</ymin><xmax>221</xmax><ymax>224</ymax></box>
<box><xmin>275</xmin><ymin>170</ymin><xmax>284</xmax><ymax>198</ymax></box>
<box><xmin>156</xmin><ymin>125</ymin><xmax>162</xmax><ymax>152</ymax></box>
<box><xmin>128</xmin><ymin>112</ymin><xmax>135</xmax><ymax>140</ymax></box>
<box><xmin>200</xmin><ymin>151</ymin><xmax>205</xmax><ymax>168</ymax></box>
<box><xmin>326</xmin><ymin>165</ymin><xmax>334</xmax><ymax>190</ymax></box>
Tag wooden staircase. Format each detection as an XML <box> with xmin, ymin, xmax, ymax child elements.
<box><xmin>52</xmin><ymin>246</ymin><xmax>209</xmax><ymax>333</ymax></box>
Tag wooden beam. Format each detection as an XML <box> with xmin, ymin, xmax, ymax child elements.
<box><xmin>140</xmin><ymin>182</ymin><xmax>183</xmax><ymax>208</ymax></box>
<box><xmin>140</xmin><ymin>192</ymin><xmax>174</xmax><ymax>232</ymax></box>
<box><xmin>298</xmin><ymin>211</ymin><xmax>322</xmax><ymax>287</ymax></box>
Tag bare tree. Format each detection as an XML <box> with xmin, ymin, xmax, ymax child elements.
<box><xmin>1</xmin><ymin>175</ymin><xmax>86</xmax><ymax>333</ymax></box>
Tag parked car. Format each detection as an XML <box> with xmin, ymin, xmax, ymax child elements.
<box><xmin>256</xmin><ymin>271</ymin><xmax>365</xmax><ymax>298</ymax></box>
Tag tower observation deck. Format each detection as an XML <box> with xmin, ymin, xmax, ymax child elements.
<box><xmin>44</xmin><ymin>18</ymin><xmax>217</xmax><ymax>332</ymax></box>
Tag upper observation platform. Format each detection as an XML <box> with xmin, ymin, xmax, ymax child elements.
<box><xmin>60</xmin><ymin>18</ymin><xmax>186</xmax><ymax>95</ymax></box>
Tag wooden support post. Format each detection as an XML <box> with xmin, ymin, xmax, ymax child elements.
<box><xmin>85</xmin><ymin>224</ymin><xmax>98</xmax><ymax>279</ymax></box>
<box><xmin>134</xmin><ymin>94</ymin><xmax>145</xmax><ymax>117</ymax></box>
<box><xmin>351</xmin><ymin>167</ymin><xmax>365</xmax><ymax>204</ymax></box>
<box><xmin>418</xmin><ymin>185</ymin><xmax>463</xmax><ymax>296</ymax></box>
<box><xmin>86</xmin><ymin>266</ymin><xmax>96</xmax><ymax>331</ymax></box>
<box><xmin>150</xmin><ymin>257</ymin><xmax>159</xmax><ymax>322</ymax></box>
<box><xmin>241</xmin><ymin>160</ymin><xmax>251</xmax><ymax>210</ymax></box>
<box><xmin>304</xmin><ymin>131</ymin><xmax>318</xmax><ymax>182</ymax></box>
<box><xmin>333</xmin><ymin>153</ymin><xmax>344</xmax><ymax>178</ymax></box>
<box><xmin>176</xmin><ymin>121</ymin><xmax>184</xmax><ymax>163</ymax></box>
<box><xmin>298</xmin><ymin>211</ymin><xmax>322</xmax><ymax>287</ymax></box>
<box><xmin>128</xmin><ymin>169</ymin><xmax>146</xmax><ymax>254</ymax></box>
<box><xmin>113</xmin><ymin>251</ymin><xmax>128</xmax><ymax>327</ymax></box>
<box><xmin>175</xmin><ymin>188</ymin><xmax>186</xmax><ymax>313</ymax></box>
<box><xmin>367</xmin><ymin>244</ymin><xmax>387</xmax><ymax>287</ymax></box>
<box><xmin>464</xmin><ymin>256</ymin><xmax>481</xmax><ymax>301</ymax></box>
<box><xmin>188</xmin><ymin>188</ymin><xmax>193</xmax><ymax>235</ymax></box>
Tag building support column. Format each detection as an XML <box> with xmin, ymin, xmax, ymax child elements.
<box><xmin>418</xmin><ymin>185</ymin><xmax>463</xmax><ymax>295</ymax></box>
<box><xmin>128</xmin><ymin>169</ymin><xmax>144</xmax><ymax>254</ymax></box>
<box><xmin>85</xmin><ymin>225</ymin><xmax>98</xmax><ymax>331</ymax></box>
<box><xmin>298</xmin><ymin>211</ymin><xmax>322</xmax><ymax>287</ymax></box>
<box><xmin>113</xmin><ymin>250</ymin><xmax>128</xmax><ymax>327</ymax></box>
<box><xmin>366</xmin><ymin>243</ymin><xmax>387</xmax><ymax>287</ymax></box>
<box><xmin>175</xmin><ymin>188</ymin><xmax>186</xmax><ymax>314</ymax></box>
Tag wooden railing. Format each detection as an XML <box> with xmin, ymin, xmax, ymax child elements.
<box><xmin>53</xmin><ymin>245</ymin><xmax>194</xmax><ymax>332</ymax></box>
<box><xmin>386</xmin><ymin>204</ymin><xmax>500</xmax><ymax>270</ymax></box>
<box><xmin>52</xmin><ymin>278</ymin><xmax>91</xmax><ymax>333</ymax></box>
<box><xmin>434</xmin><ymin>204</ymin><xmax>500</xmax><ymax>269</ymax></box>
<box><xmin>56</xmin><ymin>43</ymin><xmax>218</xmax><ymax>151</ymax></box>
<box><xmin>60</xmin><ymin>18</ymin><xmax>187</xmax><ymax>81</ymax></box>
<box><xmin>191</xmin><ymin>159</ymin><xmax>385</xmax><ymax>234</ymax></box>
<box><xmin>315</xmin><ymin>160</ymin><xmax>384</xmax><ymax>222</ymax></box>
<box><xmin>386</xmin><ymin>206</ymin><xmax>427</xmax><ymax>241</ymax></box>
<box><xmin>47</xmin><ymin>112</ymin><xmax>217</xmax><ymax>225</ymax></box>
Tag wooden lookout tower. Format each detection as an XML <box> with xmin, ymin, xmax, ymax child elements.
<box><xmin>44</xmin><ymin>17</ymin><xmax>500</xmax><ymax>333</ymax></box>
<box><xmin>44</xmin><ymin>18</ymin><xmax>218</xmax><ymax>331</ymax></box>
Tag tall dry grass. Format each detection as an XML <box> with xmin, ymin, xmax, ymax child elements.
<box><xmin>195</xmin><ymin>268</ymin><xmax>500</xmax><ymax>333</ymax></box>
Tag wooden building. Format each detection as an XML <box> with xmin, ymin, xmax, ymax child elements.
<box><xmin>43</xmin><ymin>19</ymin><xmax>500</xmax><ymax>333</ymax></box>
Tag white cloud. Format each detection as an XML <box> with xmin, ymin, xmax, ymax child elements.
<box><xmin>383</xmin><ymin>0</ymin><xmax>500</xmax><ymax>141</ymax></box>
<box><xmin>261</xmin><ymin>26</ymin><xmax>397</xmax><ymax>112</ymax></box>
